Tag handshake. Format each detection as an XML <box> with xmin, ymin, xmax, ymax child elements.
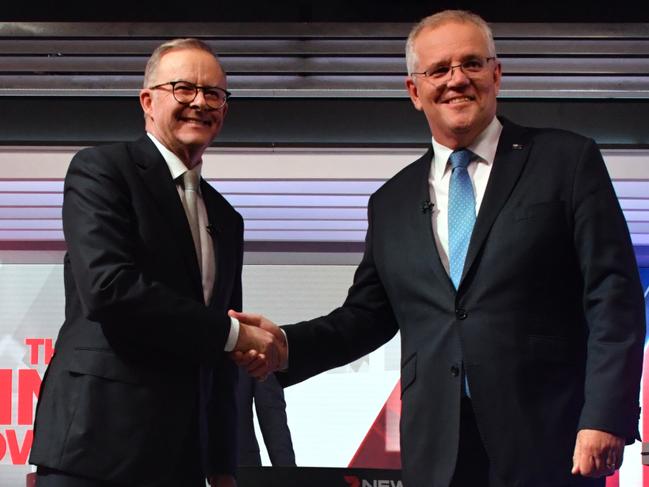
<box><xmin>229</xmin><ymin>310</ymin><xmax>287</xmax><ymax>379</ymax></box>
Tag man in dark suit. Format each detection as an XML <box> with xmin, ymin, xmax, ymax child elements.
<box><xmin>29</xmin><ymin>38</ymin><xmax>280</xmax><ymax>487</ymax></box>
<box><xmin>237</xmin><ymin>369</ymin><xmax>296</xmax><ymax>466</ymax></box>
<box><xmin>233</xmin><ymin>10</ymin><xmax>646</xmax><ymax>487</ymax></box>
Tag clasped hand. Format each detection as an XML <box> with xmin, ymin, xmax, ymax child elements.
<box><xmin>229</xmin><ymin>309</ymin><xmax>287</xmax><ymax>380</ymax></box>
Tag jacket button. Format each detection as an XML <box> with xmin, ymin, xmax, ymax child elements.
<box><xmin>450</xmin><ymin>365</ymin><xmax>460</xmax><ymax>377</ymax></box>
<box><xmin>455</xmin><ymin>308</ymin><xmax>468</xmax><ymax>320</ymax></box>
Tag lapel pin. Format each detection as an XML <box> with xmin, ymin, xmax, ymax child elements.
<box><xmin>512</xmin><ymin>144</ymin><xmax>524</xmax><ymax>150</ymax></box>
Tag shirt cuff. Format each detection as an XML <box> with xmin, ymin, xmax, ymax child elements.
<box><xmin>280</xmin><ymin>328</ymin><xmax>289</xmax><ymax>370</ymax></box>
<box><xmin>223</xmin><ymin>316</ymin><xmax>240</xmax><ymax>352</ymax></box>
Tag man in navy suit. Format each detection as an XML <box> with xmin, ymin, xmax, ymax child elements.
<box><xmin>29</xmin><ymin>38</ymin><xmax>281</xmax><ymax>487</ymax></box>
<box><xmin>233</xmin><ymin>10</ymin><xmax>645</xmax><ymax>487</ymax></box>
<box><xmin>237</xmin><ymin>369</ymin><xmax>296</xmax><ymax>466</ymax></box>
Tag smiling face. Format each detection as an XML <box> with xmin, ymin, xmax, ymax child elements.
<box><xmin>140</xmin><ymin>48</ymin><xmax>228</xmax><ymax>168</ymax></box>
<box><xmin>405</xmin><ymin>21</ymin><xmax>501</xmax><ymax>149</ymax></box>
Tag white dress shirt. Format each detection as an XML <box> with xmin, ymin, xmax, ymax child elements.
<box><xmin>429</xmin><ymin>117</ymin><xmax>503</xmax><ymax>275</ymax></box>
<box><xmin>147</xmin><ymin>133</ymin><xmax>239</xmax><ymax>351</ymax></box>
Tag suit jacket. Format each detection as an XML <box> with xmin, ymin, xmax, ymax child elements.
<box><xmin>29</xmin><ymin>135</ymin><xmax>244</xmax><ymax>486</ymax></box>
<box><xmin>280</xmin><ymin>118</ymin><xmax>645</xmax><ymax>487</ymax></box>
<box><xmin>237</xmin><ymin>369</ymin><xmax>296</xmax><ymax>466</ymax></box>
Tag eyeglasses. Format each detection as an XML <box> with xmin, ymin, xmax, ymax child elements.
<box><xmin>148</xmin><ymin>80</ymin><xmax>231</xmax><ymax>110</ymax></box>
<box><xmin>411</xmin><ymin>57</ymin><xmax>496</xmax><ymax>83</ymax></box>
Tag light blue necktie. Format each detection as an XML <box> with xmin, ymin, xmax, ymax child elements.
<box><xmin>448</xmin><ymin>149</ymin><xmax>476</xmax><ymax>290</ymax></box>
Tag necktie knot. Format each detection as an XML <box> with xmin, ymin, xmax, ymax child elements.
<box><xmin>449</xmin><ymin>149</ymin><xmax>474</xmax><ymax>171</ymax></box>
<box><xmin>183</xmin><ymin>168</ymin><xmax>200</xmax><ymax>192</ymax></box>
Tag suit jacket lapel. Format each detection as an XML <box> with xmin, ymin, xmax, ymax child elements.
<box><xmin>130</xmin><ymin>135</ymin><xmax>203</xmax><ymax>299</ymax></box>
<box><xmin>408</xmin><ymin>147</ymin><xmax>457</xmax><ymax>294</ymax></box>
<box><xmin>461</xmin><ymin>119</ymin><xmax>533</xmax><ymax>286</ymax></box>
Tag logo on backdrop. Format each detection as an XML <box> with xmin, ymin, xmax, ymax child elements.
<box><xmin>0</xmin><ymin>337</ymin><xmax>52</xmax><ymax>464</ymax></box>
<box><xmin>344</xmin><ymin>476</ymin><xmax>402</xmax><ymax>487</ymax></box>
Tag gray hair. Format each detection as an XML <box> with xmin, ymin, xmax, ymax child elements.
<box><xmin>143</xmin><ymin>38</ymin><xmax>222</xmax><ymax>88</ymax></box>
<box><xmin>405</xmin><ymin>10</ymin><xmax>497</xmax><ymax>75</ymax></box>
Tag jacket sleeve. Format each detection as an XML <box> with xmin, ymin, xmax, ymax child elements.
<box><xmin>207</xmin><ymin>214</ymin><xmax>244</xmax><ymax>475</ymax></box>
<box><xmin>280</xmin><ymin>194</ymin><xmax>400</xmax><ymax>387</ymax></box>
<box><xmin>572</xmin><ymin>138</ymin><xmax>646</xmax><ymax>442</ymax></box>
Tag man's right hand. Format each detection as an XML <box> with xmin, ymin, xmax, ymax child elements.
<box><xmin>229</xmin><ymin>310</ymin><xmax>287</xmax><ymax>379</ymax></box>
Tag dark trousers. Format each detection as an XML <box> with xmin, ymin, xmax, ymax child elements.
<box><xmin>36</xmin><ymin>455</ymin><xmax>204</xmax><ymax>487</ymax></box>
<box><xmin>449</xmin><ymin>398</ymin><xmax>606</xmax><ymax>487</ymax></box>
<box><xmin>450</xmin><ymin>398</ymin><xmax>490</xmax><ymax>487</ymax></box>
<box><xmin>35</xmin><ymin>470</ymin><xmax>111</xmax><ymax>487</ymax></box>
<box><xmin>36</xmin><ymin>460</ymin><xmax>204</xmax><ymax>487</ymax></box>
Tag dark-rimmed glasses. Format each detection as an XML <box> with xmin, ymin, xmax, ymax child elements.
<box><xmin>410</xmin><ymin>57</ymin><xmax>497</xmax><ymax>83</ymax></box>
<box><xmin>148</xmin><ymin>80</ymin><xmax>231</xmax><ymax>110</ymax></box>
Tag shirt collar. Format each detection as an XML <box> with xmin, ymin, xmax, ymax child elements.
<box><xmin>431</xmin><ymin>116</ymin><xmax>503</xmax><ymax>181</ymax></box>
<box><xmin>146</xmin><ymin>132</ymin><xmax>203</xmax><ymax>182</ymax></box>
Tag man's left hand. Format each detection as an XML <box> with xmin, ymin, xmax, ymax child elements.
<box><xmin>572</xmin><ymin>429</ymin><xmax>624</xmax><ymax>477</ymax></box>
<box><xmin>209</xmin><ymin>474</ymin><xmax>237</xmax><ymax>487</ymax></box>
